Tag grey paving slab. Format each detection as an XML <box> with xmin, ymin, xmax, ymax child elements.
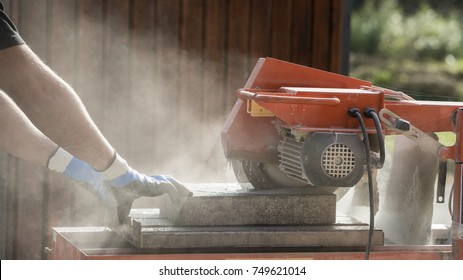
<box><xmin>111</xmin><ymin>184</ymin><xmax>384</xmax><ymax>250</ymax></box>
<box><xmin>116</xmin><ymin>212</ymin><xmax>384</xmax><ymax>249</ymax></box>
<box><xmin>160</xmin><ymin>183</ymin><xmax>336</xmax><ymax>226</ymax></box>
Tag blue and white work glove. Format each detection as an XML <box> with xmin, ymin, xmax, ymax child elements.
<box><xmin>47</xmin><ymin>147</ymin><xmax>111</xmax><ymax>203</ymax></box>
<box><xmin>100</xmin><ymin>153</ymin><xmax>192</xmax><ymax>223</ymax></box>
<box><xmin>47</xmin><ymin>147</ymin><xmax>192</xmax><ymax>224</ymax></box>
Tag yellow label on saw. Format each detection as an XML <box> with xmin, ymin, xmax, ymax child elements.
<box><xmin>247</xmin><ymin>100</ymin><xmax>275</xmax><ymax>117</ymax></box>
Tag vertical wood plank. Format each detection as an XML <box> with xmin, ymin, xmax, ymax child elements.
<box><xmin>203</xmin><ymin>0</ymin><xmax>226</xmax><ymax>120</ymax></box>
<box><xmin>48</xmin><ymin>0</ymin><xmax>76</xmax><ymax>81</ymax></box>
<box><xmin>179</xmin><ymin>0</ymin><xmax>204</xmax><ymax>119</ymax></box>
<box><xmin>249</xmin><ymin>0</ymin><xmax>272</xmax><ymax>68</ymax></box>
<box><xmin>198</xmin><ymin>0</ymin><xmax>229</xmax><ymax>182</ymax></box>
<box><xmin>12</xmin><ymin>0</ymin><xmax>48</xmax><ymax>260</ymax></box>
<box><xmin>225</xmin><ymin>0</ymin><xmax>250</xmax><ymax>109</ymax></box>
<box><xmin>7</xmin><ymin>0</ymin><xmax>18</xmax><ymax>22</ymax></box>
<box><xmin>5</xmin><ymin>156</ymin><xmax>18</xmax><ymax>259</ymax></box>
<box><xmin>14</xmin><ymin>161</ymin><xmax>46</xmax><ymax>259</ymax></box>
<box><xmin>103</xmin><ymin>0</ymin><xmax>131</xmax><ymax>155</ymax></box>
<box><xmin>311</xmin><ymin>0</ymin><xmax>331</xmax><ymax>70</ymax></box>
<box><xmin>176</xmin><ymin>0</ymin><xmax>205</xmax><ymax>179</ymax></box>
<box><xmin>153</xmin><ymin>0</ymin><xmax>182</xmax><ymax>174</ymax></box>
<box><xmin>270</xmin><ymin>0</ymin><xmax>292</xmax><ymax>61</ymax></box>
<box><xmin>330</xmin><ymin>0</ymin><xmax>343</xmax><ymax>73</ymax></box>
<box><xmin>129</xmin><ymin>0</ymin><xmax>157</xmax><ymax>170</ymax></box>
<box><xmin>0</xmin><ymin>151</ymin><xmax>7</xmax><ymax>259</ymax></box>
<box><xmin>291</xmin><ymin>0</ymin><xmax>312</xmax><ymax>66</ymax></box>
<box><xmin>75</xmin><ymin>0</ymin><xmax>105</xmax><ymax>125</ymax></box>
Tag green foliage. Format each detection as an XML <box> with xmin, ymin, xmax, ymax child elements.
<box><xmin>380</xmin><ymin>5</ymin><xmax>462</xmax><ymax>60</ymax></box>
<box><xmin>351</xmin><ymin>0</ymin><xmax>463</xmax><ymax>60</ymax></box>
<box><xmin>350</xmin><ymin>0</ymin><xmax>463</xmax><ymax>101</ymax></box>
<box><xmin>351</xmin><ymin>0</ymin><xmax>396</xmax><ymax>55</ymax></box>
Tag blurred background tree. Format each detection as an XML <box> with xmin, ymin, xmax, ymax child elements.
<box><xmin>350</xmin><ymin>0</ymin><xmax>463</xmax><ymax>101</ymax></box>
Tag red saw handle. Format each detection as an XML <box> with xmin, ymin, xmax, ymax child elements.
<box><xmin>237</xmin><ymin>90</ymin><xmax>341</xmax><ymax>105</ymax></box>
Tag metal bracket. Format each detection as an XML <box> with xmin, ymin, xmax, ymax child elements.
<box><xmin>379</xmin><ymin>108</ymin><xmax>446</xmax><ymax>203</ymax></box>
<box><xmin>379</xmin><ymin>109</ymin><xmax>443</xmax><ymax>156</ymax></box>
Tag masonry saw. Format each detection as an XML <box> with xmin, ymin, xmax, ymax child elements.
<box><xmin>221</xmin><ymin>58</ymin><xmax>463</xmax><ymax>254</ymax></box>
<box><xmin>223</xmin><ymin>58</ymin><xmax>453</xmax><ymax>189</ymax></box>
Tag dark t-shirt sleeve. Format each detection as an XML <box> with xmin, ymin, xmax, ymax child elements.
<box><xmin>0</xmin><ymin>1</ymin><xmax>25</xmax><ymax>50</ymax></box>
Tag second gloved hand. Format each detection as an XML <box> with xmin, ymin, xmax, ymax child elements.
<box><xmin>101</xmin><ymin>153</ymin><xmax>192</xmax><ymax>224</ymax></box>
<box><xmin>107</xmin><ymin>168</ymin><xmax>186</xmax><ymax>202</ymax></box>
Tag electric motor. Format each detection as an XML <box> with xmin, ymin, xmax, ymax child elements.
<box><xmin>278</xmin><ymin>132</ymin><xmax>366</xmax><ymax>188</ymax></box>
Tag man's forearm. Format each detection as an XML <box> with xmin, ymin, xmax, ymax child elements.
<box><xmin>0</xmin><ymin>45</ymin><xmax>115</xmax><ymax>170</ymax></box>
<box><xmin>0</xmin><ymin>90</ymin><xmax>56</xmax><ymax>166</ymax></box>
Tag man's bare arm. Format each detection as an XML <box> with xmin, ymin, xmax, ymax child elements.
<box><xmin>0</xmin><ymin>44</ymin><xmax>114</xmax><ymax>170</ymax></box>
<box><xmin>0</xmin><ymin>44</ymin><xmax>190</xmax><ymax>221</ymax></box>
<box><xmin>0</xmin><ymin>90</ymin><xmax>56</xmax><ymax>166</ymax></box>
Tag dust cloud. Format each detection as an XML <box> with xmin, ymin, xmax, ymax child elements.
<box><xmin>338</xmin><ymin>135</ymin><xmax>453</xmax><ymax>245</ymax></box>
<box><xmin>0</xmin><ymin>1</ymin><xmax>247</xmax><ymax>258</ymax></box>
<box><xmin>58</xmin><ymin>4</ymin><xmax>245</xmax><ymax>228</ymax></box>
<box><xmin>67</xmin><ymin>7</ymin><xmax>242</xmax><ymax>186</ymax></box>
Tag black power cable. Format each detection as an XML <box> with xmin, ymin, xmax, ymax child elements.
<box><xmin>348</xmin><ymin>108</ymin><xmax>375</xmax><ymax>260</ymax></box>
<box><xmin>364</xmin><ymin>108</ymin><xmax>385</xmax><ymax>169</ymax></box>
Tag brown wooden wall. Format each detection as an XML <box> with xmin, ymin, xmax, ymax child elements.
<box><xmin>0</xmin><ymin>0</ymin><xmax>348</xmax><ymax>259</ymax></box>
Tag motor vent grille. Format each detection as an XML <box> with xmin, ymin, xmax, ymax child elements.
<box><xmin>278</xmin><ymin>136</ymin><xmax>307</xmax><ymax>183</ymax></box>
<box><xmin>322</xmin><ymin>143</ymin><xmax>355</xmax><ymax>178</ymax></box>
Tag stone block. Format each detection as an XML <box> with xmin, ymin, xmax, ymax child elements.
<box><xmin>160</xmin><ymin>183</ymin><xmax>336</xmax><ymax>226</ymax></box>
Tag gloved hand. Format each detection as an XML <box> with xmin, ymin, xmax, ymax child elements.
<box><xmin>47</xmin><ymin>147</ymin><xmax>113</xmax><ymax>204</ymax></box>
<box><xmin>63</xmin><ymin>157</ymin><xmax>113</xmax><ymax>203</ymax></box>
<box><xmin>48</xmin><ymin>147</ymin><xmax>192</xmax><ymax>224</ymax></box>
<box><xmin>106</xmin><ymin>167</ymin><xmax>192</xmax><ymax>224</ymax></box>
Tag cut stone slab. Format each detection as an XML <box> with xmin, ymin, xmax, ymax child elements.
<box><xmin>114</xmin><ymin>211</ymin><xmax>384</xmax><ymax>249</ymax></box>
<box><xmin>160</xmin><ymin>183</ymin><xmax>336</xmax><ymax>226</ymax></box>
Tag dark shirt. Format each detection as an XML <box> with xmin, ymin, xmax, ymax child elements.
<box><xmin>0</xmin><ymin>0</ymin><xmax>25</xmax><ymax>50</ymax></box>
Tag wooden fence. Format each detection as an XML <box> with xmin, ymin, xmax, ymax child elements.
<box><xmin>0</xmin><ymin>0</ymin><xmax>349</xmax><ymax>259</ymax></box>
